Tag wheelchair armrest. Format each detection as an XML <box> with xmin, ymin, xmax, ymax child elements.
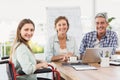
<box><xmin>18</xmin><ymin>68</ymin><xmax>52</xmax><ymax>75</ymax></box>
<box><xmin>1</xmin><ymin>56</ymin><xmax>9</xmax><ymax>60</ymax></box>
<box><xmin>34</xmin><ymin>68</ymin><xmax>52</xmax><ymax>73</ymax></box>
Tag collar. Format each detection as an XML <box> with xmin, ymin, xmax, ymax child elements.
<box><xmin>94</xmin><ymin>30</ymin><xmax>110</xmax><ymax>41</ymax></box>
<box><xmin>54</xmin><ymin>34</ymin><xmax>70</xmax><ymax>42</ymax></box>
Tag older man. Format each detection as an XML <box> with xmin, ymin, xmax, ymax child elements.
<box><xmin>79</xmin><ymin>12</ymin><xmax>118</xmax><ymax>59</ymax></box>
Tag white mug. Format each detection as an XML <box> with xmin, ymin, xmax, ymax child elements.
<box><xmin>69</xmin><ymin>56</ymin><xmax>77</xmax><ymax>62</ymax></box>
<box><xmin>100</xmin><ymin>57</ymin><xmax>110</xmax><ymax>67</ymax></box>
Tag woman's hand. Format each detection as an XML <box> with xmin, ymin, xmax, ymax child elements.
<box><xmin>36</xmin><ymin>61</ymin><xmax>48</xmax><ymax>69</ymax></box>
<box><xmin>40</xmin><ymin>61</ymin><xmax>48</xmax><ymax>68</ymax></box>
<box><xmin>51</xmin><ymin>52</ymin><xmax>74</xmax><ymax>62</ymax></box>
<box><xmin>59</xmin><ymin>55</ymin><xmax>68</xmax><ymax>62</ymax></box>
<box><xmin>60</xmin><ymin>52</ymin><xmax>73</xmax><ymax>62</ymax></box>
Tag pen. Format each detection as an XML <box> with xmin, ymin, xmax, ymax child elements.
<box><xmin>99</xmin><ymin>51</ymin><xmax>103</xmax><ymax>57</ymax></box>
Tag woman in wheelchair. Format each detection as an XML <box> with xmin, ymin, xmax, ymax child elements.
<box><xmin>9</xmin><ymin>19</ymin><xmax>50</xmax><ymax>80</ymax></box>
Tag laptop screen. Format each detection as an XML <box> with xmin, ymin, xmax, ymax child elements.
<box><xmin>82</xmin><ymin>47</ymin><xmax>113</xmax><ymax>63</ymax></box>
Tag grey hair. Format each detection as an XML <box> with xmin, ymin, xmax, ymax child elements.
<box><xmin>95</xmin><ymin>12</ymin><xmax>108</xmax><ymax>22</ymax></box>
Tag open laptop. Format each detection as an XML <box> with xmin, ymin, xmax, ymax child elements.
<box><xmin>82</xmin><ymin>47</ymin><xmax>113</xmax><ymax>63</ymax></box>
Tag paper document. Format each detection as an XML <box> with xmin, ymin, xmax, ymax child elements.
<box><xmin>72</xmin><ymin>65</ymin><xmax>97</xmax><ymax>71</ymax></box>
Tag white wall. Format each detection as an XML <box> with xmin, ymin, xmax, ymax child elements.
<box><xmin>0</xmin><ymin>0</ymin><xmax>95</xmax><ymax>46</ymax></box>
<box><xmin>0</xmin><ymin>0</ymin><xmax>119</xmax><ymax>46</ymax></box>
<box><xmin>96</xmin><ymin>0</ymin><xmax>120</xmax><ymax>47</ymax></box>
<box><xmin>0</xmin><ymin>0</ymin><xmax>94</xmax><ymax>23</ymax></box>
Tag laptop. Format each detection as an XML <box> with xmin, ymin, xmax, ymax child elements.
<box><xmin>82</xmin><ymin>47</ymin><xmax>113</xmax><ymax>63</ymax></box>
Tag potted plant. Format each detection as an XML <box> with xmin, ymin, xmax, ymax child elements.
<box><xmin>107</xmin><ymin>17</ymin><xmax>115</xmax><ymax>30</ymax></box>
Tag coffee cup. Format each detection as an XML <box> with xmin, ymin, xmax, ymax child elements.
<box><xmin>100</xmin><ymin>57</ymin><xmax>110</xmax><ymax>67</ymax></box>
<box><xmin>69</xmin><ymin>56</ymin><xmax>77</xmax><ymax>62</ymax></box>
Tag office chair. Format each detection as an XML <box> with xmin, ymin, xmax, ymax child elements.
<box><xmin>0</xmin><ymin>57</ymin><xmax>60</xmax><ymax>80</ymax></box>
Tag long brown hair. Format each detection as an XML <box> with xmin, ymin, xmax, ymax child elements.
<box><xmin>10</xmin><ymin>19</ymin><xmax>35</xmax><ymax>61</ymax></box>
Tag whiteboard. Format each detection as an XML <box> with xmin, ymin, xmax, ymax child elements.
<box><xmin>46</xmin><ymin>7</ymin><xmax>82</xmax><ymax>47</ymax></box>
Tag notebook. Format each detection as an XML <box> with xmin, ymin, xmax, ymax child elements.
<box><xmin>62</xmin><ymin>62</ymin><xmax>97</xmax><ymax>71</ymax></box>
<box><xmin>82</xmin><ymin>47</ymin><xmax>113</xmax><ymax>63</ymax></box>
<box><xmin>72</xmin><ymin>65</ymin><xmax>97</xmax><ymax>71</ymax></box>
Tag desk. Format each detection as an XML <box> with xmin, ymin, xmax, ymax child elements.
<box><xmin>51</xmin><ymin>62</ymin><xmax>120</xmax><ymax>80</ymax></box>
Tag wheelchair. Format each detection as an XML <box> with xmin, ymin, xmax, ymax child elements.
<box><xmin>0</xmin><ymin>57</ymin><xmax>60</xmax><ymax>80</ymax></box>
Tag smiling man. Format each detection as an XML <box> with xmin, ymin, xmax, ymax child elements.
<box><xmin>79</xmin><ymin>12</ymin><xmax>118</xmax><ymax>59</ymax></box>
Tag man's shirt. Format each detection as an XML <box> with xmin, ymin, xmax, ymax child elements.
<box><xmin>79</xmin><ymin>30</ymin><xmax>118</xmax><ymax>54</ymax></box>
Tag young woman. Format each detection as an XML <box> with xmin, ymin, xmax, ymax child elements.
<box><xmin>10</xmin><ymin>19</ymin><xmax>49</xmax><ymax>80</ymax></box>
